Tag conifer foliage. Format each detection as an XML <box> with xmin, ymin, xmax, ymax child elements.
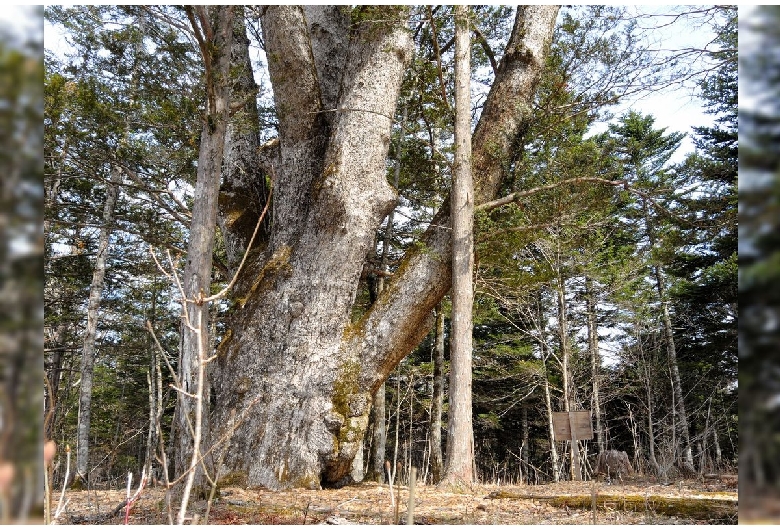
<box><xmin>44</xmin><ymin>6</ymin><xmax>737</xmax><ymax>497</ymax></box>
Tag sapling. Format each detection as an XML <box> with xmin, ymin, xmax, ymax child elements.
<box><xmin>52</xmin><ymin>445</ymin><xmax>71</xmax><ymax>524</ymax></box>
<box><xmin>385</xmin><ymin>461</ymin><xmax>394</xmax><ymax>512</ymax></box>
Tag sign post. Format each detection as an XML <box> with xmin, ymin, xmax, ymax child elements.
<box><xmin>552</xmin><ymin>410</ymin><xmax>593</xmax><ymax>481</ymax></box>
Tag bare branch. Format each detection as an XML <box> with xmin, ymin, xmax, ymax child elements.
<box><xmin>120</xmin><ymin>164</ymin><xmax>192</xmax><ymax>224</ymax></box>
<box><xmin>472</xmin><ymin>23</ymin><xmax>498</xmax><ymax>75</ymax></box>
<box><xmin>476</xmin><ymin>176</ymin><xmax>698</xmax><ymax>227</ymax></box>
<box><xmin>427</xmin><ymin>6</ymin><xmax>450</xmax><ymax>110</ymax></box>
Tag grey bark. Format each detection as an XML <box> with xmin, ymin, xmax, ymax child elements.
<box><xmin>585</xmin><ymin>276</ymin><xmax>604</xmax><ymax>454</ymax></box>
<box><xmin>542</xmin><ymin>350</ymin><xmax>560</xmax><ymax>483</ymax></box>
<box><xmin>644</xmin><ymin>198</ymin><xmax>695</xmax><ymax>475</ymax></box>
<box><xmin>75</xmin><ymin>166</ymin><xmax>121</xmax><ymax>483</ymax></box>
<box><xmin>173</xmin><ymin>5</ymin><xmax>235</xmax><ymax>491</ymax></box>
<box><xmin>211</xmin><ymin>6</ymin><xmax>558</xmax><ymax>490</ymax></box>
<box><xmin>212</xmin><ymin>6</ymin><xmax>413</xmax><ymax>490</ymax></box>
<box><xmin>442</xmin><ymin>4</ymin><xmax>475</xmax><ymax>486</ymax></box>
<box><xmin>521</xmin><ymin>404</ymin><xmax>529</xmax><ymax>483</ymax></box>
<box><xmin>647</xmin><ymin>373</ymin><xmax>660</xmax><ymax>478</ymax></box>
<box><xmin>218</xmin><ymin>8</ymin><xmax>269</xmax><ymax>275</ymax></box>
<box><xmin>429</xmin><ymin>305</ymin><xmax>445</xmax><ymax>484</ymax></box>
<box><xmin>367</xmin><ymin>384</ymin><xmax>387</xmax><ymax>483</ymax></box>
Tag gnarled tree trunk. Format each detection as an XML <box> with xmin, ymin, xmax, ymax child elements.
<box><xmin>210</xmin><ymin>5</ymin><xmax>559</xmax><ymax>490</ymax></box>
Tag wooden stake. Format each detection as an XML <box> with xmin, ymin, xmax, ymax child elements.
<box><xmin>407</xmin><ymin>467</ymin><xmax>417</xmax><ymax>525</ymax></box>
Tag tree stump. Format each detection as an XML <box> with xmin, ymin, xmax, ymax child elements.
<box><xmin>595</xmin><ymin>450</ymin><xmax>634</xmax><ymax>482</ymax></box>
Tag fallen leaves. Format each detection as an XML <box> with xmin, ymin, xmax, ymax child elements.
<box><xmin>52</xmin><ymin>475</ymin><xmax>738</xmax><ymax>525</ymax></box>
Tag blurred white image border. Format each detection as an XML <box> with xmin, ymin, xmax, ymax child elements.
<box><xmin>0</xmin><ymin>4</ymin><xmax>44</xmax><ymax>523</ymax></box>
<box><xmin>739</xmin><ymin>4</ymin><xmax>780</xmax><ymax>523</ymax></box>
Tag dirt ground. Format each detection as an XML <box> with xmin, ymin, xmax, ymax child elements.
<box><xmin>51</xmin><ymin>474</ymin><xmax>740</xmax><ymax>525</ymax></box>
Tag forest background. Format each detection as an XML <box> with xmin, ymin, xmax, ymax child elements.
<box><xmin>0</xmin><ymin>3</ymin><xmax>774</xmax><ymax>522</ymax></box>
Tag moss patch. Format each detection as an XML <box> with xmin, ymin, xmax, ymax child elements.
<box><xmin>331</xmin><ymin>359</ymin><xmax>361</xmax><ymax>419</ymax></box>
<box><xmin>217</xmin><ymin>471</ymin><xmax>248</xmax><ymax>488</ymax></box>
<box><xmin>486</xmin><ymin>490</ymin><xmax>737</xmax><ymax>523</ymax></box>
<box><xmin>237</xmin><ymin>245</ymin><xmax>292</xmax><ymax>308</ymax></box>
<box><xmin>216</xmin><ymin>328</ymin><xmax>233</xmax><ymax>365</ymax></box>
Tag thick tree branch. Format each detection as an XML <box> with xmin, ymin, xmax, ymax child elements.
<box><xmin>344</xmin><ymin>6</ymin><xmax>561</xmax><ymax>392</ymax></box>
<box><xmin>473</xmin><ymin>24</ymin><xmax>498</xmax><ymax>74</ymax></box>
<box><xmin>260</xmin><ymin>6</ymin><xmax>327</xmax><ymax>248</ymax></box>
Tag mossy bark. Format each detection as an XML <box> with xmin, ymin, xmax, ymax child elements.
<box><xmin>487</xmin><ymin>490</ymin><xmax>737</xmax><ymax>522</ymax></box>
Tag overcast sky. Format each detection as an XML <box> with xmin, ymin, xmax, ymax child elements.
<box><xmin>0</xmin><ymin>5</ymin><xmax>41</xmax><ymax>44</ymax></box>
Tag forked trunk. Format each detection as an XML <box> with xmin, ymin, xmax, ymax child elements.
<box><xmin>211</xmin><ymin>6</ymin><xmax>412</xmax><ymax>489</ymax></box>
<box><xmin>210</xmin><ymin>6</ymin><xmax>558</xmax><ymax>490</ymax></box>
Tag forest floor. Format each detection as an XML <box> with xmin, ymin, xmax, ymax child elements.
<box><xmin>54</xmin><ymin>474</ymin><xmax>742</xmax><ymax>525</ymax></box>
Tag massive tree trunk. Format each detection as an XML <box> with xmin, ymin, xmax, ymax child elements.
<box><xmin>210</xmin><ymin>5</ymin><xmax>559</xmax><ymax>490</ymax></box>
<box><xmin>442</xmin><ymin>4</ymin><xmax>475</xmax><ymax>486</ymax></box>
<box><xmin>75</xmin><ymin>166</ymin><xmax>120</xmax><ymax>484</ymax></box>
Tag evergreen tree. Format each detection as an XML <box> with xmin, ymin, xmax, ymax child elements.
<box><xmin>739</xmin><ymin>5</ymin><xmax>780</xmax><ymax>492</ymax></box>
<box><xmin>671</xmin><ymin>6</ymin><xmax>737</xmax><ymax>474</ymax></box>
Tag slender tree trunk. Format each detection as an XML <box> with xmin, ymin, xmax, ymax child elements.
<box><xmin>643</xmin><ymin>197</ymin><xmax>694</xmax><ymax>475</ymax></box>
<box><xmin>144</xmin><ymin>283</ymin><xmax>159</xmax><ymax>481</ymax></box>
<box><xmin>555</xmin><ymin>269</ymin><xmax>580</xmax><ymax>480</ymax></box>
<box><xmin>713</xmin><ymin>423</ymin><xmax>722</xmax><ymax>470</ymax></box>
<box><xmin>442</xmin><ymin>5</ymin><xmax>474</xmax><ymax>486</ymax></box>
<box><xmin>542</xmin><ymin>351</ymin><xmax>560</xmax><ymax>483</ymax></box>
<box><xmin>647</xmin><ymin>380</ymin><xmax>660</xmax><ymax>478</ymax></box>
<box><xmin>145</xmin><ymin>359</ymin><xmax>158</xmax><ymax>481</ymax></box>
<box><xmin>75</xmin><ymin>166</ymin><xmax>121</xmax><ymax>483</ymax></box>
<box><xmin>701</xmin><ymin>399</ymin><xmax>711</xmax><ymax>473</ymax></box>
<box><xmin>657</xmin><ymin>285</ymin><xmax>695</xmax><ymax>475</ymax></box>
<box><xmin>430</xmin><ymin>304</ymin><xmax>445</xmax><ymax>483</ymax></box>
<box><xmin>173</xmin><ymin>5</ymin><xmax>235</xmax><ymax>493</ymax></box>
<box><xmin>521</xmin><ymin>404</ymin><xmax>529</xmax><ymax>484</ymax></box>
<box><xmin>585</xmin><ymin>276</ymin><xmax>604</xmax><ymax>454</ymax></box>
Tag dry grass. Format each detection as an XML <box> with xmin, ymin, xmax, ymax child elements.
<box><xmin>52</xmin><ymin>474</ymin><xmax>738</xmax><ymax>525</ymax></box>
